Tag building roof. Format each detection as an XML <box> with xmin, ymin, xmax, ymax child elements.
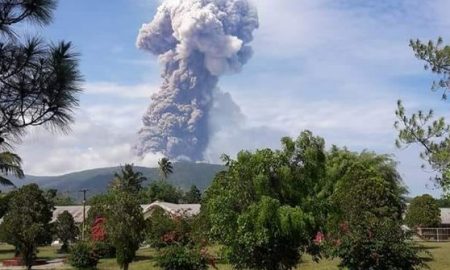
<box><xmin>142</xmin><ymin>201</ymin><xmax>201</xmax><ymax>219</ymax></box>
<box><xmin>441</xmin><ymin>208</ymin><xmax>450</xmax><ymax>225</ymax></box>
<box><xmin>52</xmin><ymin>206</ymin><xmax>91</xmax><ymax>223</ymax></box>
<box><xmin>51</xmin><ymin>202</ymin><xmax>200</xmax><ymax>223</ymax></box>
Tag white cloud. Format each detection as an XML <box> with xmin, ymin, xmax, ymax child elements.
<box><xmin>84</xmin><ymin>82</ymin><xmax>157</xmax><ymax>99</ymax></box>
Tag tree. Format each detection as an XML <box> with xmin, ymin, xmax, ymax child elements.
<box><xmin>44</xmin><ymin>189</ymin><xmax>75</xmax><ymax>206</ymax></box>
<box><xmin>325</xmin><ymin>149</ymin><xmax>424</xmax><ymax>270</ymax></box>
<box><xmin>405</xmin><ymin>194</ymin><xmax>441</xmax><ymax>229</ymax></box>
<box><xmin>0</xmin><ymin>184</ymin><xmax>53</xmax><ymax>270</ymax></box>
<box><xmin>203</xmin><ymin>131</ymin><xmax>328</xmax><ymax>270</ymax></box>
<box><xmin>106</xmin><ymin>191</ymin><xmax>146</xmax><ymax>270</ymax></box>
<box><xmin>54</xmin><ymin>210</ymin><xmax>78</xmax><ymax>253</ymax></box>
<box><xmin>110</xmin><ymin>164</ymin><xmax>147</xmax><ymax>194</ymax></box>
<box><xmin>184</xmin><ymin>185</ymin><xmax>202</xmax><ymax>203</ymax></box>
<box><xmin>0</xmin><ymin>151</ymin><xmax>23</xmax><ymax>187</ymax></box>
<box><xmin>395</xmin><ymin>38</ymin><xmax>450</xmax><ymax>193</ymax></box>
<box><xmin>158</xmin><ymin>157</ymin><xmax>173</xmax><ymax>181</ymax></box>
<box><xmin>140</xmin><ymin>180</ymin><xmax>183</xmax><ymax>204</ymax></box>
<box><xmin>0</xmin><ymin>0</ymin><xmax>83</xmax><ymax>146</ymax></box>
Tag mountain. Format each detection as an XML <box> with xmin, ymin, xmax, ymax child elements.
<box><xmin>10</xmin><ymin>162</ymin><xmax>225</xmax><ymax>201</ymax></box>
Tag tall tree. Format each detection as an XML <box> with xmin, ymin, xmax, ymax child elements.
<box><xmin>106</xmin><ymin>191</ymin><xmax>145</xmax><ymax>270</ymax></box>
<box><xmin>184</xmin><ymin>185</ymin><xmax>202</xmax><ymax>203</ymax></box>
<box><xmin>203</xmin><ymin>131</ymin><xmax>328</xmax><ymax>270</ymax></box>
<box><xmin>158</xmin><ymin>157</ymin><xmax>173</xmax><ymax>181</ymax></box>
<box><xmin>325</xmin><ymin>148</ymin><xmax>424</xmax><ymax>270</ymax></box>
<box><xmin>54</xmin><ymin>210</ymin><xmax>78</xmax><ymax>253</ymax></box>
<box><xmin>110</xmin><ymin>164</ymin><xmax>147</xmax><ymax>194</ymax></box>
<box><xmin>395</xmin><ymin>38</ymin><xmax>450</xmax><ymax>194</ymax></box>
<box><xmin>0</xmin><ymin>0</ymin><xmax>83</xmax><ymax>146</ymax></box>
<box><xmin>0</xmin><ymin>184</ymin><xmax>54</xmax><ymax>270</ymax></box>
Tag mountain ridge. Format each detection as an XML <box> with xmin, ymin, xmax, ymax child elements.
<box><xmin>9</xmin><ymin>162</ymin><xmax>225</xmax><ymax>201</ymax></box>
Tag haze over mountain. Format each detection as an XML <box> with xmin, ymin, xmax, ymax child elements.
<box><xmin>8</xmin><ymin>162</ymin><xmax>224</xmax><ymax>201</ymax></box>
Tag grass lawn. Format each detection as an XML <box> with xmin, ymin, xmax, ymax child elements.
<box><xmin>0</xmin><ymin>241</ymin><xmax>449</xmax><ymax>269</ymax></box>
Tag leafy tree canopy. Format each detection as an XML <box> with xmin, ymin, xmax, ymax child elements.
<box><xmin>140</xmin><ymin>180</ymin><xmax>183</xmax><ymax>204</ymax></box>
<box><xmin>203</xmin><ymin>131</ymin><xmax>328</xmax><ymax>270</ymax></box>
<box><xmin>106</xmin><ymin>191</ymin><xmax>146</xmax><ymax>270</ymax></box>
<box><xmin>405</xmin><ymin>194</ymin><xmax>441</xmax><ymax>229</ymax></box>
<box><xmin>54</xmin><ymin>210</ymin><xmax>79</xmax><ymax>253</ymax></box>
<box><xmin>110</xmin><ymin>164</ymin><xmax>147</xmax><ymax>195</ymax></box>
<box><xmin>325</xmin><ymin>148</ymin><xmax>424</xmax><ymax>270</ymax></box>
<box><xmin>0</xmin><ymin>184</ymin><xmax>54</xmax><ymax>269</ymax></box>
<box><xmin>183</xmin><ymin>185</ymin><xmax>202</xmax><ymax>203</ymax></box>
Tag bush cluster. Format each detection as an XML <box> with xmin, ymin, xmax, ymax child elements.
<box><xmin>68</xmin><ymin>242</ymin><xmax>99</xmax><ymax>270</ymax></box>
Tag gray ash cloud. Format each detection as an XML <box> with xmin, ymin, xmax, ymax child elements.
<box><xmin>134</xmin><ymin>0</ymin><xmax>258</xmax><ymax>160</ymax></box>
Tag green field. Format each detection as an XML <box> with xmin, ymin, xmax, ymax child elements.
<box><xmin>0</xmin><ymin>242</ymin><xmax>449</xmax><ymax>269</ymax></box>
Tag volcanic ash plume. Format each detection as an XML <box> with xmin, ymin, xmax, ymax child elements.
<box><xmin>134</xmin><ymin>0</ymin><xmax>259</xmax><ymax>161</ymax></box>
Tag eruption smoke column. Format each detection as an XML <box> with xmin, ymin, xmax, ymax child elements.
<box><xmin>135</xmin><ymin>0</ymin><xmax>258</xmax><ymax>160</ymax></box>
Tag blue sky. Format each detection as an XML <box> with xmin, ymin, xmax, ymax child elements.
<box><xmin>16</xmin><ymin>0</ymin><xmax>450</xmax><ymax>197</ymax></box>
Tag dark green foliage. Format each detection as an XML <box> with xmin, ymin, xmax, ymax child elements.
<box><xmin>328</xmin><ymin>219</ymin><xmax>424</xmax><ymax>270</ymax></box>
<box><xmin>0</xmin><ymin>152</ymin><xmax>23</xmax><ymax>187</ymax></box>
<box><xmin>0</xmin><ymin>184</ymin><xmax>54</xmax><ymax>269</ymax></box>
<box><xmin>55</xmin><ymin>211</ymin><xmax>79</xmax><ymax>253</ymax></box>
<box><xmin>156</xmin><ymin>245</ymin><xmax>208</xmax><ymax>270</ymax></box>
<box><xmin>405</xmin><ymin>194</ymin><xmax>441</xmax><ymax>228</ymax></box>
<box><xmin>0</xmin><ymin>192</ymin><xmax>12</xmax><ymax>218</ymax></box>
<box><xmin>145</xmin><ymin>208</ymin><xmax>176</xmax><ymax>248</ymax></box>
<box><xmin>106</xmin><ymin>192</ymin><xmax>146</xmax><ymax>270</ymax></box>
<box><xmin>395</xmin><ymin>38</ymin><xmax>450</xmax><ymax>193</ymax></box>
<box><xmin>0</xmin><ymin>0</ymin><xmax>83</xmax><ymax>147</ymax></box>
<box><xmin>158</xmin><ymin>157</ymin><xmax>173</xmax><ymax>180</ymax></box>
<box><xmin>149</xmin><ymin>206</ymin><xmax>213</xmax><ymax>270</ymax></box>
<box><xmin>92</xmin><ymin>241</ymin><xmax>116</xmax><ymax>259</ymax></box>
<box><xmin>110</xmin><ymin>164</ymin><xmax>147</xmax><ymax>195</ymax></box>
<box><xmin>140</xmin><ymin>180</ymin><xmax>183</xmax><ymax>204</ymax></box>
<box><xmin>68</xmin><ymin>241</ymin><xmax>99</xmax><ymax>270</ymax></box>
<box><xmin>204</xmin><ymin>131</ymin><xmax>328</xmax><ymax>270</ymax></box>
<box><xmin>45</xmin><ymin>189</ymin><xmax>75</xmax><ymax>206</ymax></box>
<box><xmin>325</xmin><ymin>149</ymin><xmax>424</xmax><ymax>270</ymax></box>
<box><xmin>436</xmin><ymin>197</ymin><xmax>450</xmax><ymax>207</ymax></box>
<box><xmin>184</xmin><ymin>185</ymin><xmax>202</xmax><ymax>203</ymax></box>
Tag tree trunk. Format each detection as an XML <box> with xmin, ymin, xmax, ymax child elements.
<box><xmin>123</xmin><ymin>263</ymin><xmax>129</xmax><ymax>270</ymax></box>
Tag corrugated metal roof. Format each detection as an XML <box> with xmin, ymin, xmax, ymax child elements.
<box><xmin>52</xmin><ymin>202</ymin><xmax>199</xmax><ymax>223</ymax></box>
<box><xmin>142</xmin><ymin>201</ymin><xmax>201</xmax><ymax>219</ymax></box>
<box><xmin>52</xmin><ymin>206</ymin><xmax>90</xmax><ymax>223</ymax></box>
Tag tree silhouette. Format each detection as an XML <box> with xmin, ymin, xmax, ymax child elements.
<box><xmin>110</xmin><ymin>164</ymin><xmax>147</xmax><ymax>194</ymax></box>
<box><xmin>0</xmin><ymin>151</ymin><xmax>23</xmax><ymax>187</ymax></box>
<box><xmin>0</xmin><ymin>0</ymin><xmax>83</xmax><ymax>147</ymax></box>
<box><xmin>158</xmin><ymin>158</ymin><xmax>173</xmax><ymax>181</ymax></box>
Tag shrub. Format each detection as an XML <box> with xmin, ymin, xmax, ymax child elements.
<box><xmin>68</xmin><ymin>242</ymin><xmax>99</xmax><ymax>270</ymax></box>
<box><xmin>92</xmin><ymin>241</ymin><xmax>116</xmax><ymax>258</ymax></box>
<box><xmin>156</xmin><ymin>245</ymin><xmax>208</xmax><ymax>270</ymax></box>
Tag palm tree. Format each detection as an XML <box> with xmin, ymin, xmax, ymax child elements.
<box><xmin>0</xmin><ymin>152</ymin><xmax>23</xmax><ymax>187</ymax></box>
<box><xmin>110</xmin><ymin>164</ymin><xmax>147</xmax><ymax>194</ymax></box>
<box><xmin>158</xmin><ymin>158</ymin><xmax>173</xmax><ymax>181</ymax></box>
